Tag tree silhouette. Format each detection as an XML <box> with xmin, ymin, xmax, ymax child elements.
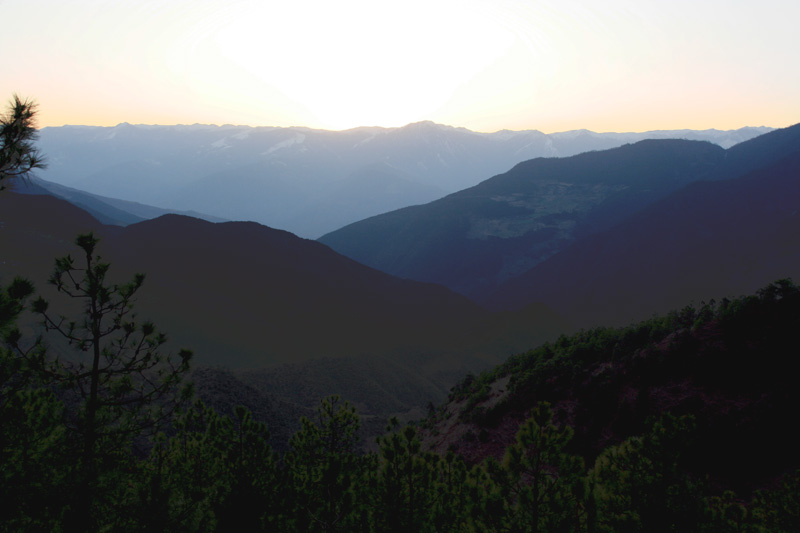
<box><xmin>12</xmin><ymin>232</ymin><xmax>194</xmax><ymax>530</ymax></box>
<box><xmin>0</xmin><ymin>94</ymin><xmax>46</xmax><ymax>190</ymax></box>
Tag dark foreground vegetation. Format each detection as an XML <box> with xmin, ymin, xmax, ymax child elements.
<box><xmin>2</xmin><ymin>233</ymin><xmax>799</xmax><ymax>531</ymax></box>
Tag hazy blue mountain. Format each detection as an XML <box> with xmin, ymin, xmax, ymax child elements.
<box><xmin>320</xmin><ymin>124</ymin><xmax>797</xmax><ymax>302</ymax></box>
<box><xmin>36</xmin><ymin>122</ymin><xmax>770</xmax><ymax>238</ymax></box>
<box><xmin>319</xmin><ymin>139</ymin><xmax>727</xmax><ymax>298</ymax></box>
<box><xmin>485</xmin><ymin>130</ymin><xmax>800</xmax><ymax>328</ymax></box>
<box><xmin>12</xmin><ymin>175</ymin><xmax>224</xmax><ymax>226</ymax></box>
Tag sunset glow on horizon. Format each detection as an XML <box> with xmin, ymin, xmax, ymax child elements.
<box><xmin>3</xmin><ymin>0</ymin><xmax>799</xmax><ymax>133</ymax></box>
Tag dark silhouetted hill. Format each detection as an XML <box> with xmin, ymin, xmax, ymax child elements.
<box><xmin>0</xmin><ymin>192</ymin><xmax>568</xmax><ymax>430</ymax></box>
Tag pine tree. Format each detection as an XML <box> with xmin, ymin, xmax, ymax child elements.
<box><xmin>137</xmin><ymin>400</ymin><xmax>279</xmax><ymax>531</ymax></box>
<box><xmin>589</xmin><ymin>414</ymin><xmax>704</xmax><ymax>532</ymax></box>
<box><xmin>0</xmin><ymin>93</ymin><xmax>46</xmax><ymax>190</ymax></box>
<box><xmin>9</xmin><ymin>232</ymin><xmax>193</xmax><ymax>530</ymax></box>
<box><xmin>285</xmin><ymin>395</ymin><xmax>365</xmax><ymax>532</ymax></box>
<box><xmin>476</xmin><ymin>403</ymin><xmax>587</xmax><ymax>532</ymax></box>
<box><xmin>375</xmin><ymin>420</ymin><xmax>441</xmax><ymax>532</ymax></box>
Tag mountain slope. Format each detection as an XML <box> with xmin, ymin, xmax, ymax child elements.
<box><xmin>486</xmin><ymin>133</ymin><xmax>800</xmax><ymax>328</ymax></box>
<box><xmin>320</xmin><ymin>124</ymin><xmax>799</xmax><ymax>302</ymax></box>
<box><xmin>106</xmin><ymin>213</ymin><xmax>490</xmax><ymax>369</ymax></box>
<box><xmin>320</xmin><ymin>139</ymin><xmax>727</xmax><ymax>298</ymax></box>
<box><xmin>0</xmin><ymin>192</ymin><xmax>568</xmax><ymax>419</ymax></box>
<box><xmin>424</xmin><ymin>280</ymin><xmax>800</xmax><ymax>494</ymax></box>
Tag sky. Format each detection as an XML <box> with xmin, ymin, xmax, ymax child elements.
<box><xmin>2</xmin><ymin>0</ymin><xmax>799</xmax><ymax>133</ymax></box>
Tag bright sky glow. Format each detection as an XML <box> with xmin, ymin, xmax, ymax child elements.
<box><xmin>2</xmin><ymin>0</ymin><xmax>798</xmax><ymax>132</ymax></box>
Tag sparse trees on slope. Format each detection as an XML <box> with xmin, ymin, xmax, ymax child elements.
<box><xmin>0</xmin><ymin>94</ymin><xmax>46</xmax><ymax>190</ymax></box>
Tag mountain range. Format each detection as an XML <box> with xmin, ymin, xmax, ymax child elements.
<box><xmin>35</xmin><ymin>122</ymin><xmax>770</xmax><ymax>238</ymax></box>
<box><xmin>5</xmin><ymin>118</ymin><xmax>799</xmax><ymax>447</ymax></box>
<box><xmin>321</xmin><ymin>123</ymin><xmax>800</xmax><ymax>319</ymax></box>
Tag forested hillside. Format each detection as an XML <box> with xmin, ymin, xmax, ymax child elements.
<box><xmin>3</xmin><ymin>276</ymin><xmax>799</xmax><ymax>531</ymax></box>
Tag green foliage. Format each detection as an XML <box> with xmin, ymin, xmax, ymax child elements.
<box><xmin>475</xmin><ymin>403</ymin><xmax>587</xmax><ymax>532</ymax></box>
<box><xmin>374</xmin><ymin>421</ymin><xmax>441</xmax><ymax>532</ymax></box>
<box><xmin>705</xmin><ymin>491</ymin><xmax>753</xmax><ymax>533</ymax></box>
<box><xmin>749</xmin><ymin>469</ymin><xmax>800</xmax><ymax>533</ymax></box>
<box><xmin>3</xmin><ymin>233</ymin><xmax>194</xmax><ymax>530</ymax></box>
<box><xmin>0</xmin><ymin>276</ymin><xmax>34</xmax><ymax>332</ymax></box>
<box><xmin>1</xmin><ymin>276</ymin><xmax>37</xmax><ymax>390</ymax></box>
<box><xmin>589</xmin><ymin>414</ymin><xmax>706</xmax><ymax>532</ymax></box>
<box><xmin>0</xmin><ymin>93</ymin><xmax>46</xmax><ymax>190</ymax></box>
<box><xmin>1</xmin><ymin>276</ymin><xmax>72</xmax><ymax>529</ymax></box>
<box><xmin>132</xmin><ymin>400</ymin><xmax>279</xmax><ymax>532</ymax></box>
<box><xmin>284</xmin><ymin>395</ymin><xmax>367</xmax><ymax>532</ymax></box>
<box><xmin>0</xmin><ymin>386</ymin><xmax>70</xmax><ymax>531</ymax></box>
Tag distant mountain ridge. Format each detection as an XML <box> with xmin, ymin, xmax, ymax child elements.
<box><xmin>36</xmin><ymin>122</ymin><xmax>771</xmax><ymax>238</ymax></box>
<box><xmin>320</xmin><ymin>124</ymin><xmax>800</xmax><ymax>307</ymax></box>
<box><xmin>12</xmin><ymin>175</ymin><xmax>225</xmax><ymax>226</ymax></box>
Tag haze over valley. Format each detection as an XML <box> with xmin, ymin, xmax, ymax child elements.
<box><xmin>35</xmin><ymin>121</ymin><xmax>770</xmax><ymax>238</ymax></box>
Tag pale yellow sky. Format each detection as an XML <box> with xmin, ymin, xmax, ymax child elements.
<box><xmin>2</xmin><ymin>0</ymin><xmax>798</xmax><ymax>133</ymax></box>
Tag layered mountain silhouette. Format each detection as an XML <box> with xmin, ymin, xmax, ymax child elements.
<box><xmin>14</xmin><ymin>175</ymin><xmax>224</xmax><ymax>226</ymax></box>
<box><xmin>0</xmin><ymin>192</ymin><xmax>567</xmax><ymax>419</ymax></box>
<box><xmin>320</xmin><ymin>140</ymin><xmax>725</xmax><ymax>297</ymax></box>
<box><xmin>36</xmin><ymin>122</ymin><xmax>769</xmax><ymax>238</ymax></box>
<box><xmin>9</xmin><ymin>120</ymin><xmax>797</xmax><ymax>446</ymax></box>
<box><xmin>487</xmin><ymin>133</ymin><xmax>800</xmax><ymax>328</ymax></box>
<box><xmin>321</xmin><ymin>124</ymin><xmax>800</xmax><ymax>308</ymax></box>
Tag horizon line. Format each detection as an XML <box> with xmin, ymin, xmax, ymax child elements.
<box><xmin>37</xmin><ymin>120</ymin><xmax>781</xmax><ymax>136</ymax></box>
